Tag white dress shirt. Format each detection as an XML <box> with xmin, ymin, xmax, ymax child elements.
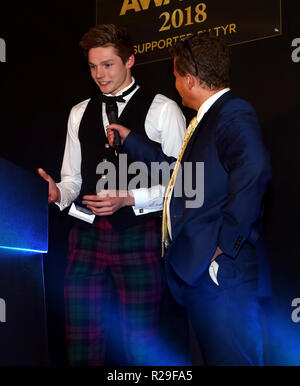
<box><xmin>56</xmin><ymin>78</ymin><xmax>186</xmax><ymax>214</ymax></box>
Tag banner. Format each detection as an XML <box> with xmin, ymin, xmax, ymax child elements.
<box><xmin>96</xmin><ymin>0</ymin><xmax>282</xmax><ymax>65</ymax></box>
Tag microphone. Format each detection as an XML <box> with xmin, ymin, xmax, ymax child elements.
<box><xmin>105</xmin><ymin>100</ymin><xmax>122</xmax><ymax>153</ymax></box>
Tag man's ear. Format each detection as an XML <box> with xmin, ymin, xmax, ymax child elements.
<box><xmin>186</xmin><ymin>73</ymin><xmax>196</xmax><ymax>90</ymax></box>
<box><xmin>126</xmin><ymin>54</ymin><xmax>135</xmax><ymax>69</ymax></box>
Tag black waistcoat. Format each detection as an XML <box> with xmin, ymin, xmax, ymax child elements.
<box><xmin>78</xmin><ymin>87</ymin><xmax>162</xmax><ymax>230</ymax></box>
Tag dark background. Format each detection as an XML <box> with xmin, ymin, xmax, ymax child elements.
<box><xmin>0</xmin><ymin>0</ymin><xmax>300</xmax><ymax>365</ymax></box>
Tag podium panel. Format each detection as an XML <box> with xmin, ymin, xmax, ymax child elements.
<box><xmin>0</xmin><ymin>157</ymin><xmax>49</xmax><ymax>365</ymax></box>
<box><xmin>0</xmin><ymin>250</ymin><xmax>49</xmax><ymax>365</ymax></box>
<box><xmin>0</xmin><ymin>158</ymin><xmax>48</xmax><ymax>252</ymax></box>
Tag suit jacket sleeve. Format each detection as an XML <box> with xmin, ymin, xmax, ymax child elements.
<box><xmin>123</xmin><ymin>131</ymin><xmax>176</xmax><ymax>184</ymax></box>
<box><xmin>215</xmin><ymin>101</ymin><xmax>271</xmax><ymax>258</ymax></box>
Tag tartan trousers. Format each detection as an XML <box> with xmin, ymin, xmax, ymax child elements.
<box><xmin>64</xmin><ymin>217</ymin><xmax>163</xmax><ymax>366</ymax></box>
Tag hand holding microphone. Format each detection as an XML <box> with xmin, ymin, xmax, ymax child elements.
<box><xmin>106</xmin><ymin>124</ymin><xmax>131</xmax><ymax>149</ymax></box>
<box><xmin>105</xmin><ymin>100</ymin><xmax>122</xmax><ymax>153</ymax></box>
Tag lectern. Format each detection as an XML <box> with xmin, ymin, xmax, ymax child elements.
<box><xmin>0</xmin><ymin>157</ymin><xmax>49</xmax><ymax>366</ymax></box>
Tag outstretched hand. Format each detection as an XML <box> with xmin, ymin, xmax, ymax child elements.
<box><xmin>37</xmin><ymin>168</ymin><xmax>61</xmax><ymax>203</ymax></box>
<box><xmin>106</xmin><ymin>124</ymin><xmax>131</xmax><ymax>148</ymax></box>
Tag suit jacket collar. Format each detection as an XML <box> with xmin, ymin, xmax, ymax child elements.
<box><xmin>170</xmin><ymin>90</ymin><xmax>234</xmax><ymax>236</ymax></box>
<box><xmin>182</xmin><ymin>90</ymin><xmax>234</xmax><ymax>161</ymax></box>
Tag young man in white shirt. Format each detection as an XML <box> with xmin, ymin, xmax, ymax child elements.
<box><xmin>38</xmin><ymin>24</ymin><xmax>185</xmax><ymax>366</ymax></box>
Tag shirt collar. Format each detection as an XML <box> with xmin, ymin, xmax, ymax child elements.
<box><xmin>104</xmin><ymin>77</ymin><xmax>138</xmax><ymax>100</ymax></box>
<box><xmin>197</xmin><ymin>88</ymin><xmax>230</xmax><ymax>123</ymax></box>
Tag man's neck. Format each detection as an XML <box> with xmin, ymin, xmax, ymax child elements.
<box><xmin>196</xmin><ymin>87</ymin><xmax>230</xmax><ymax>122</ymax></box>
<box><xmin>195</xmin><ymin>87</ymin><xmax>225</xmax><ymax>111</ymax></box>
<box><xmin>109</xmin><ymin>76</ymin><xmax>134</xmax><ymax>96</ymax></box>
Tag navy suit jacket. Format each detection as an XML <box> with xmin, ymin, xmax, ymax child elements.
<box><xmin>123</xmin><ymin>91</ymin><xmax>272</xmax><ymax>296</ymax></box>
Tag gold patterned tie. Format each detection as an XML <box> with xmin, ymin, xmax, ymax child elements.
<box><xmin>161</xmin><ymin>116</ymin><xmax>199</xmax><ymax>257</ymax></box>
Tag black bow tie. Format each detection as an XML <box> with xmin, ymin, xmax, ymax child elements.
<box><xmin>99</xmin><ymin>82</ymin><xmax>138</xmax><ymax>103</ymax></box>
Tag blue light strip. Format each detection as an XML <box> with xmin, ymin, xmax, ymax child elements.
<box><xmin>0</xmin><ymin>245</ymin><xmax>48</xmax><ymax>254</ymax></box>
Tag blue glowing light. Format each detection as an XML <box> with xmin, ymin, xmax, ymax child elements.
<box><xmin>0</xmin><ymin>245</ymin><xmax>47</xmax><ymax>254</ymax></box>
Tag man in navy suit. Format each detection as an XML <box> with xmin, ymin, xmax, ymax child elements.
<box><xmin>107</xmin><ymin>34</ymin><xmax>272</xmax><ymax>366</ymax></box>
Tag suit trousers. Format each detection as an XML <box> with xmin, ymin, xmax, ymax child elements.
<box><xmin>64</xmin><ymin>217</ymin><xmax>163</xmax><ymax>366</ymax></box>
<box><xmin>167</xmin><ymin>243</ymin><xmax>264</xmax><ymax>366</ymax></box>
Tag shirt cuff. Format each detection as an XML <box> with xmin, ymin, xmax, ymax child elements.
<box><xmin>54</xmin><ymin>184</ymin><xmax>71</xmax><ymax>211</ymax></box>
<box><xmin>131</xmin><ymin>187</ymin><xmax>164</xmax><ymax>216</ymax></box>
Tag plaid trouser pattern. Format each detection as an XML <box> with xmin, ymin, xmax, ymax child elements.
<box><xmin>64</xmin><ymin>217</ymin><xmax>163</xmax><ymax>366</ymax></box>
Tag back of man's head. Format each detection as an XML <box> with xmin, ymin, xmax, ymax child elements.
<box><xmin>170</xmin><ymin>33</ymin><xmax>231</xmax><ymax>90</ymax></box>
